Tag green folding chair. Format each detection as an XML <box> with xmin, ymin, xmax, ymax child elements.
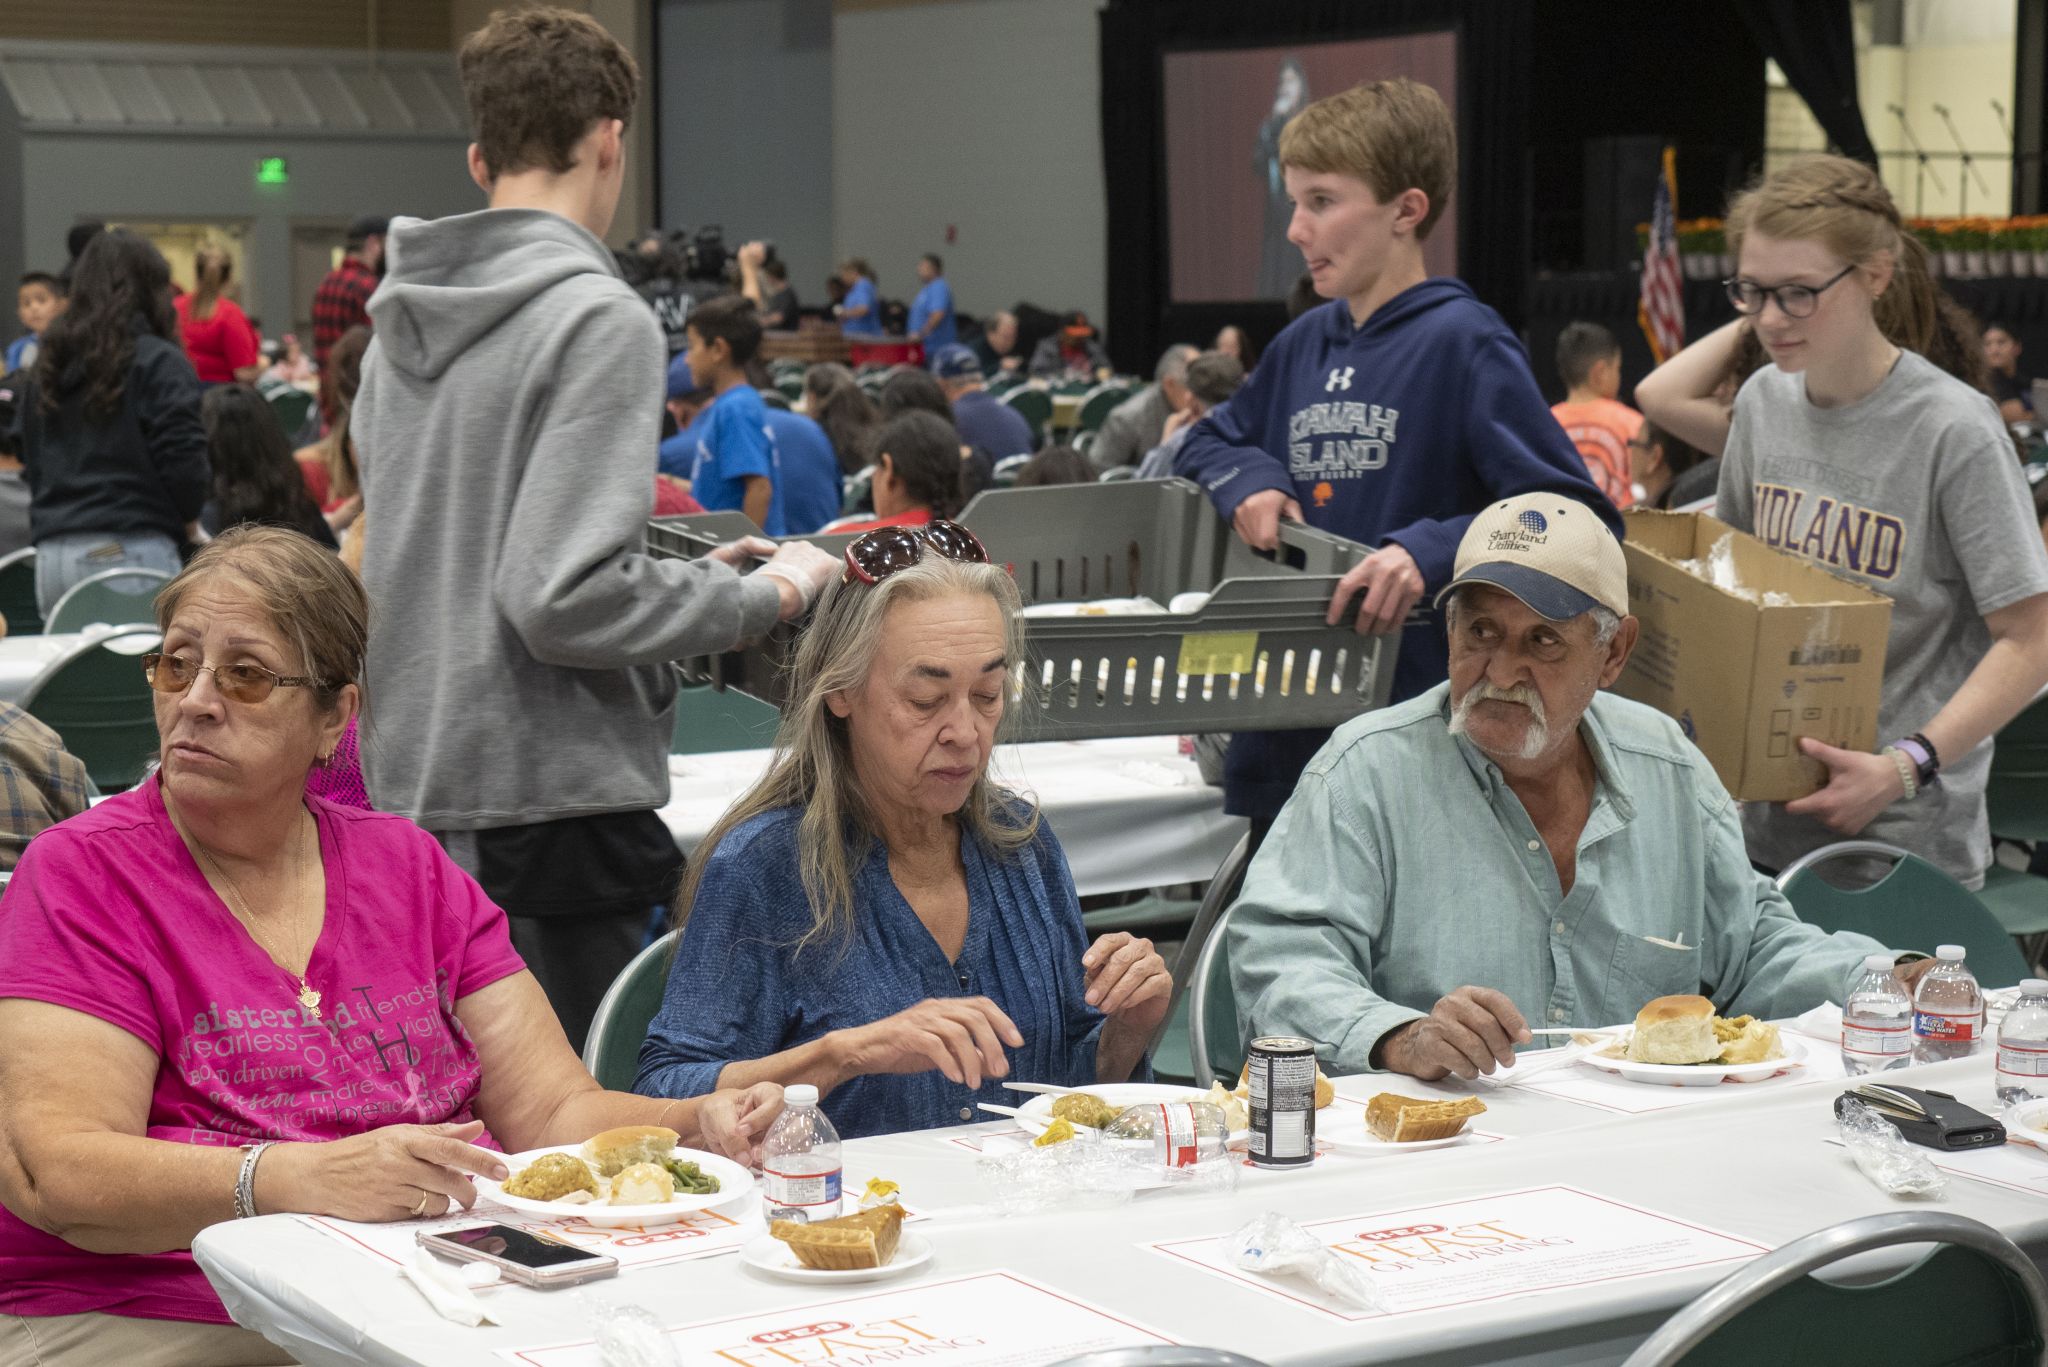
<box><xmin>267</xmin><ymin>387</ymin><xmax>316</xmax><ymax>442</ymax></box>
<box><xmin>44</xmin><ymin>567</ymin><xmax>172</xmax><ymax>634</ymax></box>
<box><xmin>582</xmin><ymin>930</ymin><xmax>678</xmax><ymax>1091</ymax></box>
<box><xmin>1620</xmin><ymin>1211</ymin><xmax>2047</xmax><ymax>1367</ymax></box>
<box><xmin>18</xmin><ymin>628</ymin><xmax>161</xmax><ymax>792</ymax></box>
<box><xmin>1002</xmin><ymin>387</ymin><xmax>1051</xmax><ymax>450</ymax></box>
<box><xmin>1776</xmin><ymin>840</ymin><xmax>2031</xmax><ymax>987</ymax></box>
<box><xmin>1075</xmin><ymin>384</ymin><xmax>1128</xmax><ymax>433</ymax></box>
<box><xmin>1154</xmin><ymin>833</ymin><xmax>1253</xmax><ymax>1086</ymax></box>
<box><xmin>1984</xmin><ymin>695</ymin><xmax>2048</xmax><ymax>962</ymax></box>
<box><xmin>0</xmin><ymin>548</ymin><xmax>42</xmax><ymax>636</ymax></box>
<box><xmin>670</xmin><ymin>683</ymin><xmax>781</xmax><ymax>754</ymax></box>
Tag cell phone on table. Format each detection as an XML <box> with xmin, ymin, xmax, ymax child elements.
<box><xmin>416</xmin><ymin>1223</ymin><xmax>619</xmax><ymax>1288</ymax></box>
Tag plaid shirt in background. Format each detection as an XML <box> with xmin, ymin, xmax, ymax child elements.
<box><xmin>0</xmin><ymin>702</ymin><xmax>93</xmax><ymax>872</ymax></box>
<box><xmin>311</xmin><ymin>255</ymin><xmax>378</xmax><ymax>368</ymax></box>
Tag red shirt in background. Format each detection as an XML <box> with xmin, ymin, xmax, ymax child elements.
<box><xmin>1551</xmin><ymin>397</ymin><xmax>1643</xmax><ymax>511</ymax></box>
<box><xmin>654</xmin><ymin>474</ymin><xmax>705</xmax><ymax>516</ymax></box>
<box><xmin>312</xmin><ymin>255</ymin><xmax>378</xmax><ymax>368</ymax></box>
<box><xmin>174</xmin><ymin>295</ymin><xmax>260</xmax><ymax>384</ymax></box>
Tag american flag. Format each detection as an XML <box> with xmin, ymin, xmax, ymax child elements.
<box><xmin>1638</xmin><ymin>145</ymin><xmax>1685</xmax><ymax>364</ymax></box>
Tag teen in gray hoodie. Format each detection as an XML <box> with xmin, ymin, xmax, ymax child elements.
<box><xmin>353</xmin><ymin>6</ymin><xmax>834</xmax><ymax>1048</ymax></box>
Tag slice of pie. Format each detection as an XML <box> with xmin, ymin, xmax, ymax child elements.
<box><xmin>1365</xmin><ymin>1093</ymin><xmax>1487</xmax><ymax>1143</ymax></box>
<box><xmin>770</xmin><ymin>1203</ymin><xmax>906</xmax><ymax>1270</ymax></box>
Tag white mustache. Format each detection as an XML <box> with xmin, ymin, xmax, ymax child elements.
<box><xmin>1450</xmin><ymin>682</ymin><xmax>1550</xmax><ymax>760</ymax></box>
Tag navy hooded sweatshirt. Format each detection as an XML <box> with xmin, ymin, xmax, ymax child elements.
<box><xmin>1174</xmin><ymin>279</ymin><xmax>1622</xmax><ymax>818</ymax></box>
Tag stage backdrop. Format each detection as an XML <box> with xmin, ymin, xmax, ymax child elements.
<box><xmin>1163</xmin><ymin>32</ymin><xmax>1458</xmax><ymax>304</ymax></box>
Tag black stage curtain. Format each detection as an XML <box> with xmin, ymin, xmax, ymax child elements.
<box><xmin>1732</xmin><ymin>0</ymin><xmax>1876</xmax><ymax>165</ymax></box>
<box><xmin>1098</xmin><ymin>0</ymin><xmax>1531</xmax><ymax>375</ymax></box>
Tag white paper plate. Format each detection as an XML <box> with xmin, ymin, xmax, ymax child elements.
<box><xmin>1320</xmin><ymin>1126</ymin><xmax>1479</xmax><ymax>1156</ymax></box>
<box><xmin>1580</xmin><ymin>1032</ymin><xmax>1808</xmax><ymax>1086</ymax></box>
<box><xmin>1013</xmin><ymin>1084</ymin><xmax>1250</xmax><ymax>1145</ymax></box>
<box><xmin>477</xmin><ymin>1145</ymin><xmax>755</xmax><ymax>1227</ymax></box>
<box><xmin>740</xmin><ymin>1232</ymin><xmax>934</xmax><ymax>1283</ymax></box>
<box><xmin>2007</xmin><ymin>1098</ymin><xmax>2048</xmax><ymax>1149</ymax></box>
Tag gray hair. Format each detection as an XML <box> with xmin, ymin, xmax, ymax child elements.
<box><xmin>675</xmin><ymin>555</ymin><xmax>1034</xmax><ymax>956</ymax></box>
<box><xmin>1155</xmin><ymin>343</ymin><xmax>1198</xmax><ymax>384</ymax></box>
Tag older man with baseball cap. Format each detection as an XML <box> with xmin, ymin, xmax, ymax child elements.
<box><xmin>1225</xmin><ymin>493</ymin><xmax>1924</xmax><ymax>1081</ymax></box>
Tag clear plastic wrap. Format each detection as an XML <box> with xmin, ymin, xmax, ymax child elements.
<box><xmin>1835</xmin><ymin>1097</ymin><xmax>1948</xmax><ymax>1196</ymax></box>
<box><xmin>1674</xmin><ymin>533</ymin><xmax>1795</xmax><ymax>606</ymax></box>
<box><xmin>1223</xmin><ymin>1213</ymin><xmax>1384</xmax><ymax>1314</ymax></box>
<box><xmin>974</xmin><ymin>1114</ymin><xmax>1238</xmax><ymax>1212</ymax></box>
<box><xmin>592</xmin><ymin>1301</ymin><xmax>680</xmax><ymax>1367</ymax></box>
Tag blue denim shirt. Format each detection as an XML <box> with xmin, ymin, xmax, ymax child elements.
<box><xmin>636</xmin><ymin>805</ymin><xmax>1125</xmax><ymax>1137</ymax></box>
<box><xmin>1227</xmin><ymin>683</ymin><xmax>1888</xmax><ymax>1073</ymax></box>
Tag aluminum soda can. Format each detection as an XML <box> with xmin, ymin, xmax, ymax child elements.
<box><xmin>1245</xmin><ymin>1035</ymin><xmax>1316</xmax><ymax>1168</ymax></box>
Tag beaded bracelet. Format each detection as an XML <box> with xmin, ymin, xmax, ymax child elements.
<box><xmin>235</xmin><ymin>1141</ymin><xmax>274</xmax><ymax>1220</ymax></box>
<box><xmin>1882</xmin><ymin>746</ymin><xmax>1918</xmax><ymax>801</ymax></box>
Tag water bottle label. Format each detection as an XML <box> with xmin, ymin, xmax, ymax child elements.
<box><xmin>1156</xmin><ymin>1103</ymin><xmax>1199</xmax><ymax>1169</ymax></box>
<box><xmin>1913</xmin><ymin>1010</ymin><xmax>1978</xmax><ymax>1043</ymax></box>
<box><xmin>1998</xmin><ymin>1041</ymin><xmax>2048</xmax><ymax>1077</ymax></box>
<box><xmin>1841</xmin><ymin>1022</ymin><xmax>1912</xmax><ymax>1056</ymax></box>
<box><xmin>762</xmin><ymin>1167</ymin><xmax>842</xmax><ymax>1209</ymax></box>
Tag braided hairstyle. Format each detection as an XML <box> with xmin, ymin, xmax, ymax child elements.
<box><xmin>1724</xmin><ymin>155</ymin><xmax>1987</xmax><ymax>394</ymax></box>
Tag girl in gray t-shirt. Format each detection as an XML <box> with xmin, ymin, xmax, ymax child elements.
<box><xmin>1715</xmin><ymin>155</ymin><xmax>2048</xmax><ymax>889</ymax></box>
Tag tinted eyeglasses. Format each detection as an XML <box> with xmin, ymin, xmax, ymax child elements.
<box><xmin>1722</xmin><ymin>262</ymin><xmax>1857</xmax><ymax>319</ymax></box>
<box><xmin>143</xmin><ymin>651</ymin><xmax>330</xmax><ymax>704</ymax></box>
<box><xmin>842</xmin><ymin>519</ymin><xmax>991</xmax><ymax>585</ymax></box>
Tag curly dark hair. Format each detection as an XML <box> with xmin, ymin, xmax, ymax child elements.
<box><xmin>202</xmin><ymin>384</ymin><xmax>332</xmax><ymax>543</ymax></box>
<box><xmin>877</xmin><ymin>367</ymin><xmax>952</xmax><ymax>421</ymax></box>
<box><xmin>35</xmin><ymin>229</ymin><xmax>176</xmax><ymax>417</ymax></box>
<box><xmin>458</xmin><ymin>6</ymin><xmax>638</xmax><ymax>179</ymax></box>
<box><xmin>808</xmin><ymin>366</ymin><xmax>882</xmax><ymax>475</ymax></box>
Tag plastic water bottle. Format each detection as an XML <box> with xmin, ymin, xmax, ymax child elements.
<box><xmin>1841</xmin><ymin>952</ymin><xmax>1913</xmax><ymax>1075</ymax></box>
<box><xmin>1912</xmin><ymin>945</ymin><xmax>1984</xmax><ymax>1064</ymax></box>
<box><xmin>1996</xmin><ymin>978</ymin><xmax>2048</xmax><ymax>1106</ymax></box>
<box><xmin>760</xmin><ymin>1084</ymin><xmax>842</xmax><ymax>1223</ymax></box>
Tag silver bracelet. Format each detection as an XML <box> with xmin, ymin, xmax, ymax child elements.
<box><xmin>235</xmin><ymin>1141</ymin><xmax>275</xmax><ymax>1220</ymax></box>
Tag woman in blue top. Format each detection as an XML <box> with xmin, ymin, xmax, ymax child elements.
<box><xmin>835</xmin><ymin>258</ymin><xmax>884</xmax><ymax>336</ymax></box>
<box><xmin>636</xmin><ymin>522</ymin><xmax>1171</xmax><ymax>1137</ymax></box>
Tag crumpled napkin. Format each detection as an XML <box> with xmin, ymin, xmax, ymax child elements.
<box><xmin>402</xmin><ymin>1248</ymin><xmax>502</xmax><ymax>1326</ymax></box>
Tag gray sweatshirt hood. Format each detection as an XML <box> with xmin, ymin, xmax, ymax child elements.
<box><xmin>369</xmin><ymin>208</ymin><xmax>621</xmax><ymax>381</ymax></box>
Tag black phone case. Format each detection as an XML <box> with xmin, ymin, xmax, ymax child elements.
<box><xmin>1837</xmin><ymin>1084</ymin><xmax>2007</xmax><ymax>1150</ymax></box>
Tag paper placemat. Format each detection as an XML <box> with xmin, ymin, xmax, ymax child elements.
<box><xmin>1930</xmin><ymin>1140</ymin><xmax>2048</xmax><ymax>1200</ymax></box>
<box><xmin>496</xmin><ymin>1270</ymin><xmax>1175</xmax><ymax>1366</ymax></box>
<box><xmin>1506</xmin><ymin>1047</ymin><xmax>1844</xmax><ymax>1115</ymax></box>
<box><xmin>303</xmin><ymin>1196</ymin><xmax>761</xmax><ymax>1274</ymax></box>
<box><xmin>1149</xmin><ymin>1184</ymin><xmax>1766</xmax><ymax>1322</ymax></box>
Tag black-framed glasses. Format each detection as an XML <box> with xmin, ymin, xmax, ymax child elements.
<box><xmin>143</xmin><ymin>651</ymin><xmax>328</xmax><ymax>704</ymax></box>
<box><xmin>842</xmin><ymin>519</ymin><xmax>991</xmax><ymax>585</ymax></box>
<box><xmin>1722</xmin><ymin>263</ymin><xmax>1857</xmax><ymax>319</ymax></box>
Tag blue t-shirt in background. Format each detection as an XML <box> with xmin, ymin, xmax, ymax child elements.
<box><xmin>657</xmin><ymin>413</ymin><xmax>707</xmax><ymax>481</ymax></box>
<box><xmin>692</xmin><ymin>385</ymin><xmax>787</xmax><ymax>534</ymax></box>
<box><xmin>841</xmin><ymin>277</ymin><xmax>883</xmax><ymax>335</ymax></box>
<box><xmin>3</xmin><ymin>335</ymin><xmax>37</xmax><ymax>373</ymax></box>
<box><xmin>951</xmin><ymin>387</ymin><xmax>1035</xmax><ymax>458</ymax></box>
<box><xmin>910</xmin><ymin>278</ymin><xmax>956</xmax><ymax>357</ymax></box>
<box><xmin>767</xmin><ymin>409</ymin><xmax>844</xmax><ymax>534</ymax></box>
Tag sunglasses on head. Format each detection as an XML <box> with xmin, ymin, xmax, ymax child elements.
<box><xmin>842</xmin><ymin>519</ymin><xmax>990</xmax><ymax>585</ymax></box>
<box><xmin>143</xmin><ymin>651</ymin><xmax>329</xmax><ymax>704</ymax></box>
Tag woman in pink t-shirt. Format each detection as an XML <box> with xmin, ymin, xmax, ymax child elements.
<box><xmin>0</xmin><ymin>528</ymin><xmax>782</xmax><ymax>1366</ymax></box>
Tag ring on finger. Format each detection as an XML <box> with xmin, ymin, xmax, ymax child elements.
<box><xmin>411</xmin><ymin>1195</ymin><xmax>432</xmax><ymax>1218</ymax></box>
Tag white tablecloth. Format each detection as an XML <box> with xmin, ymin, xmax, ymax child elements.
<box><xmin>659</xmin><ymin>736</ymin><xmax>1245</xmax><ymax>897</ymax></box>
<box><xmin>192</xmin><ymin>1052</ymin><xmax>2048</xmax><ymax>1367</ymax></box>
<box><xmin>0</xmin><ymin>628</ymin><xmax>159</xmax><ymax>704</ymax></box>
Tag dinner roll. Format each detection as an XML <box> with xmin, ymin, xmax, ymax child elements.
<box><xmin>582</xmin><ymin>1125</ymin><xmax>680</xmax><ymax>1177</ymax></box>
<box><xmin>1626</xmin><ymin>994</ymin><xmax>1718</xmax><ymax>1064</ymax></box>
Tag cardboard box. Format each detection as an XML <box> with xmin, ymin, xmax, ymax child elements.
<box><xmin>1615</xmin><ymin>510</ymin><xmax>1892</xmax><ymax>802</ymax></box>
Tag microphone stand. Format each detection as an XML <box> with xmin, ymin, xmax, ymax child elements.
<box><xmin>1933</xmin><ymin>103</ymin><xmax>1989</xmax><ymax>214</ymax></box>
<box><xmin>1890</xmin><ymin>103</ymin><xmax>1946</xmax><ymax>217</ymax></box>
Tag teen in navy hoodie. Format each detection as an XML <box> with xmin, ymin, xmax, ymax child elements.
<box><xmin>1176</xmin><ymin>80</ymin><xmax>1620</xmax><ymax>822</ymax></box>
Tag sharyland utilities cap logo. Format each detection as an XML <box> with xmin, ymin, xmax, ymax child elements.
<box><xmin>1519</xmin><ymin>510</ymin><xmax>1549</xmax><ymax>534</ymax></box>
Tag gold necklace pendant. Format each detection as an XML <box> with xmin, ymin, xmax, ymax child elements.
<box><xmin>298</xmin><ymin>980</ymin><xmax>323</xmax><ymax>1022</ymax></box>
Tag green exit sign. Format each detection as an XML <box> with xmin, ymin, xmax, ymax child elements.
<box><xmin>256</xmin><ymin>157</ymin><xmax>289</xmax><ymax>185</ymax></box>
